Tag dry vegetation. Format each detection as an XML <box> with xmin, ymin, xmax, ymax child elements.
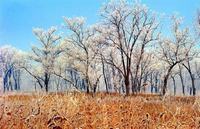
<box><xmin>0</xmin><ymin>92</ymin><xmax>200</xmax><ymax>129</ymax></box>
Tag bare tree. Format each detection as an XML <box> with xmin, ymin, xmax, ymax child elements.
<box><xmin>23</xmin><ymin>27</ymin><xmax>62</xmax><ymax>92</ymax></box>
<box><xmin>182</xmin><ymin>56</ymin><xmax>196</xmax><ymax>96</ymax></box>
<box><xmin>63</xmin><ymin>17</ymin><xmax>101</xmax><ymax>93</ymax></box>
<box><xmin>100</xmin><ymin>54</ymin><xmax>109</xmax><ymax>93</ymax></box>
<box><xmin>159</xmin><ymin>17</ymin><xmax>193</xmax><ymax>95</ymax></box>
<box><xmin>99</xmin><ymin>0</ymin><xmax>159</xmax><ymax>95</ymax></box>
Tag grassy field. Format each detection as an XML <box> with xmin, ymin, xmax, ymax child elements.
<box><xmin>0</xmin><ymin>92</ymin><xmax>200</xmax><ymax>129</ymax></box>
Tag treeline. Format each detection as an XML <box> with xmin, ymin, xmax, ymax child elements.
<box><xmin>0</xmin><ymin>0</ymin><xmax>200</xmax><ymax>96</ymax></box>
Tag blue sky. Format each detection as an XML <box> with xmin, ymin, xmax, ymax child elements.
<box><xmin>0</xmin><ymin>0</ymin><xmax>200</xmax><ymax>51</ymax></box>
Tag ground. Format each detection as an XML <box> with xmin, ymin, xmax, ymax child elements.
<box><xmin>0</xmin><ymin>92</ymin><xmax>200</xmax><ymax>129</ymax></box>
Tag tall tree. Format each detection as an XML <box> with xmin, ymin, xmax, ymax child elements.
<box><xmin>99</xmin><ymin>0</ymin><xmax>159</xmax><ymax>95</ymax></box>
<box><xmin>159</xmin><ymin>17</ymin><xmax>193</xmax><ymax>95</ymax></box>
<box><xmin>23</xmin><ymin>27</ymin><xmax>62</xmax><ymax>92</ymax></box>
<box><xmin>63</xmin><ymin>17</ymin><xmax>101</xmax><ymax>93</ymax></box>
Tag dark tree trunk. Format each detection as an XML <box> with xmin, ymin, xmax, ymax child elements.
<box><xmin>162</xmin><ymin>65</ymin><xmax>175</xmax><ymax>95</ymax></box>
<box><xmin>101</xmin><ymin>55</ymin><xmax>108</xmax><ymax>93</ymax></box>
<box><xmin>150</xmin><ymin>72</ymin><xmax>153</xmax><ymax>93</ymax></box>
<box><xmin>171</xmin><ymin>76</ymin><xmax>176</xmax><ymax>96</ymax></box>
<box><xmin>93</xmin><ymin>85</ymin><xmax>97</xmax><ymax>93</ymax></box>
<box><xmin>132</xmin><ymin>78</ymin><xmax>138</xmax><ymax>93</ymax></box>
<box><xmin>142</xmin><ymin>73</ymin><xmax>148</xmax><ymax>93</ymax></box>
<box><xmin>178</xmin><ymin>65</ymin><xmax>185</xmax><ymax>95</ymax></box>
<box><xmin>130</xmin><ymin>71</ymin><xmax>136</xmax><ymax>94</ymax></box>
<box><xmin>124</xmin><ymin>75</ymin><xmax>130</xmax><ymax>95</ymax></box>
<box><xmin>13</xmin><ymin>70</ymin><xmax>18</xmax><ymax>91</ymax></box>
<box><xmin>86</xmin><ymin>54</ymin><xmax>90</xmax><ymax>93</ymax></box>
<box><xmin>183</xmin><ymin>61</ymin><xmax>196</xmax><ymax>96</ymax></box>
<box><xmin>86</xmin><ymin>78</ymin><xmax>90</xmax><ymax>93</ymax></box>
<box><xmin>190</xmin><ymin>74</ymin><xmax>196</xmax><ymax>96</ymax></box>
<box><xmin>9</xmin><ymin>78</ymin><xmax>13</xmax><ymax>91</ymax></box>
<box><xmin>44</xmin><ymin>72</ymin><xmax>49</xmax><ymax>92</ymax></box>
<box><xmin>133</xmin><ymin>64</ymin><xmax>139</xmax><ymax>93</ymax></box>
<box><xmin>93</xmin><ymin>76</ymin><xmax>100</xmax><ymax>93</ymax></box>
<box><xmin>154</xmin><ymin>73</ymin><xmax>159</xmax><ymax>93</ymax></box>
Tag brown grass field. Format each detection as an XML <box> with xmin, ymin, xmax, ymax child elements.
<box><xmin>0</xmin><ymin>92</ymin><xmax>200</xmax><ymax>129</ymax></box>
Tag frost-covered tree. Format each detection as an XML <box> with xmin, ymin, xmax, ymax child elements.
<box><xmin>62</xmin><ymin>17</ymin><xmax>102</xmax><ymax>93</ymax></box>
<box><xmin>23</xmin><ymin>27</ymin><xmax>63</xmax><ymax>92</ymax></box>
<box><xmin>0</xmin><ymin>45</ymin><xmax>24</xmax><ymax>92</ymax></box>
<box><xmin>98</xmin><ymin>0</ymin><xmax>159</xmax><ymax>95</ymax></box>
<box><xmin>159</xmin><ymin>17</ymin><xmax>193</xmax><ymax>95</ymax></box>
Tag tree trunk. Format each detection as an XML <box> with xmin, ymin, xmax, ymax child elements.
<box><xmin>155</xmin><ymin>80</ymin><xmax>158</xmax><ymax>93</ymax></box>
<box><xmin>93</xmin><ymin>85</ymin><xmax>97</xmax><ymax>93</ymax></box>
<box><xmin>150</xmin><ymin>72</ymin><xmax>153</xmax><ymax>93</ymax></box>
<box><xmin>17</xmin><ymin>70</ymin><xmax>21</xmax><ymax>90</ymax></box>
<box><xmin>183</xmin><ymin>61</ymin><xmax>196</xmax><ymax>96</ymax></box>
<box><xmin>154</xmin><ymin>72</ymin><xmax>159</xmax><ymax>93</ymax></box>
<box><xmin>44</xmin><ymin>72</ymin><xmax>49</xmax><ymax>92</ymax></box>
<box><xmin>138</xmin><ymin>72</ymin><xmax>143</xmax><ymax>93</ymax></box>
<box><xmin>171</xmin><ymin>76</ymin><xmax>176</xmax><ymax>96</ymax></box>
<box><xmin>34</xmin><ymin>82</ymin><xmax>37</xmax><ymax>92</ymax></box>
<box><xmin>132</xmin><ymin>44</ymin><xmax>145</xmax><ymax>94</ymax></box>
<box><xmin>190</xmin><ymin>73</ymin><xmax>196</xmax><ymax>96</ymax></box>
<box><xmin>101</xmin><ymin>55</ymin><xmax>108</xmax><ymax>93</ymax></box>
<box><xmin>124</xmin><ymin>76</ymin><xmax>130</xmax><ymax>95</ymax></box>
<box><xmin>130</xmin><ymin>71</ymin><xmax>136</xmax><ymax>94</ymax></box>
<box><xmin>133</xmin><ymin>64</ymin><xmax>139</xmax><ymax>93</ymax></box>
<box><xmin>86</xmin><ymin>77</ymin><xmax>90</xmax><ymax>93</ymax></box>
<box><xmin>178</xmin><ymin>65</ymin><xmax>185</xmax><ymax>95</ymax></box>
<box><xmin>162</xmin><ymin>65</ymin><xmax>174</xmax><ymax>95</ymax></box>
<box><xmin>9</xmin><ymin>78</ymin><xmax>13</xmax><ymax>91</ymax></box>
<box><xmin>86</xmin><ymin>53</ymin><xmax>90</xmax><ymax>94</ymax></box>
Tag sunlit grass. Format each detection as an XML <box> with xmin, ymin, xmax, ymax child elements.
<box><xmin>0</xmin><ymin>92</ymin><xmax>199</xmax><ymax>129</ymax></box>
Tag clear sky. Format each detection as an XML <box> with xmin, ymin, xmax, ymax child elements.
<box><xmin>0</xmin><ymin>0</ymin><xmax>200</xmax><ymax>51</ymax></box>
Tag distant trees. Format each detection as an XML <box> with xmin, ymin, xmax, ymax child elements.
<box><xmin>1</xmin><ymin>0</ymin><xmax>200</xmax><ymax>96</ymax></box>
<box><xmin>0</xmin><ymin>46</ymin><xmax>23</xmax><ymax>92</ymax></box>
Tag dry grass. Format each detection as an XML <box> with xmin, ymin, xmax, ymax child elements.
<box><xmin>0</xmin><ymin>92</ymin><xmax>200</xmax><ymax>129</ymax></box>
